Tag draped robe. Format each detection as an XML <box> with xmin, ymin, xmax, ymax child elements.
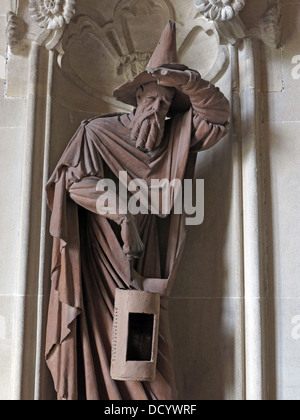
<box><xmin>45</xmin><ymin>74</ymin><xmax>230</xmax><ymax>400</ymax></box>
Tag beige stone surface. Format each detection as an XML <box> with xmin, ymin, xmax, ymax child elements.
<box><xmin>169</xmin><ymin>297</ymin><xmax>244</xmax><ymax>400</ymax></box>
<box><xmin>264</xmin><ymin>3</ymin><xmax>300</xmax><ymax>122</ymax></box>
<box><xmin>261</xmin><ymin>44</ymin><xmax>283</xmax><ymax>93</ymax></box>
<box><xmin>0</xmin><ymin>1</ymin><xmax>27</xmax><ymax>401</ymax></box>
<box><xmin>266</xmin><ymin>122</ymin><xmax>300</xmax><ymax>297</ymax></box>
<box><xmin>0</xmin><ymin>127</ymin><xmax>24</xmax><ymax>293</ymax></box>
<box><xmin>0</xmin><ymin>1</ymin><xmax>11</xmax><ymax>16</ymax></box>
<box><xmin>0</xmin><ymin>296</ymin><xmax>14</xmax><ymax>400</ymax></box>
<box><xmin>274</xmin><ymin>297</ymin><xmax>300</xmax><ymax>400</ymax></box>
<box><xmin>261</xmin><ymin>0</ymin><xmax>300</xmax><ymax>401</ymax></box>
<box><xmin>0</xmin><ymin>77</ymin><xmax>25</xmax><ymax>296</ymax></box>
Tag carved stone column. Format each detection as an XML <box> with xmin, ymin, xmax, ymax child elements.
<box><xmin>195</xmin><ymin>0</ymin><xmax>282</xmax><ymax>401</ymax></box>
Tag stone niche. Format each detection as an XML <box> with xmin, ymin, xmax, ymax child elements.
<box><xmin>5</xmin><ymin>0</ymin><xmax>282</xmax><ymax>400</ymax></box>
<box><xmin>50</xmin><ymin>0</ymin><xmax>231</xmax><ymax>117</ymax></box>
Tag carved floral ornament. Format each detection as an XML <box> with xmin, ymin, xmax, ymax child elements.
<box><xmin>195</xmin><ymin>0</ymin><xmax>246</xmax><ymax>21</ymax></box>
<box><xmin>28</xmin><ymin>0</ymin><xmax>76</xmax><ymax>30</ymax></box>
<box><xmin>27</xmin><ymin>0</ymin><xmax>247</xmax><ymax>32</ymax></box>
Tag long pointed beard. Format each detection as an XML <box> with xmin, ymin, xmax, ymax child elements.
<box><xmin>131</xmin><ymin>111</ymin><xmax>166</xmax><ymax>152</ymax></box>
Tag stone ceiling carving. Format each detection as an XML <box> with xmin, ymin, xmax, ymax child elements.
<box><xmin>56</xmin><ymin>0</ymin><xmax>228</xmax><ymax>110</ymax></box>
<box><xmin>5</xmin><ymin>0</ymin><xmax>281</xmax><ymax>109</ymax></box>
<box><xmin>194</xmin><ymin>0</ymin><xmax>246</xmax><ymax>22</ymax></box>
<box><xmin>6</xmin><ymin>0</ymin><xmax>282</xmax><ymax>52</ymax></box>
<box><xmin>28</xmin><ymin>0</ymin><xmax>76</xmax><ymax>30</ymax></box>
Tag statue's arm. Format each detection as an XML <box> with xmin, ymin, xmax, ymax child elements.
<box><xmin>180</xmin><ymin>71</ymin><xmax>230</xmax><ymax>151</ymax></box>
<box><xmin>148</xmin><ymin>67</ymin><xmax>230</xmax><ymax>151</ymax></box>
<box><xmin>68</xmin><ymin>176</ymin><xmax>144</xmax><ymax>260</ymax></box>
<box><xmin>180</xmin><ymin>70</ymin><xmax>230</xmax><ymax>125</ymax></box>
<box><xmin>69</xmin><ymin>176</ymin><xmax>125</xmax><ymax>223</ymax></box>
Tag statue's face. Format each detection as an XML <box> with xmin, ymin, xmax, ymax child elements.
<box><xmin>131</xmin><ymin>82</ymin><xmax>175</xmax><ymax>152</ymax></box>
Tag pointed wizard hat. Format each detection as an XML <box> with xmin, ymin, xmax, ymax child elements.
<box><xmin>113</xmin><ymin>20</ymin><xmax>191</xmax><ymax>114</ymax></box>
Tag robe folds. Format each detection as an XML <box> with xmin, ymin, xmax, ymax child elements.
<box><xmin>45</xmin><ymin>74</ymin><xmax>230</xmax><ymax>400</ymax></box>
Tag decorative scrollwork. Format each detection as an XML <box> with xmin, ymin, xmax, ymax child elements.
<box><xmin>195</xmin><ymin>0</ymin><xmax>246</xmax><ymax>21</ymax></box>
<box><xmin>28</xmin><ymin>0</ymin><xmax>76</xmax><ymax>30</ymax></box>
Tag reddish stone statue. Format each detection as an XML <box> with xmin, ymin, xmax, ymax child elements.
<box><xmin>45</xmin><ymin>21</ymin><xmax>230</xmax><ymax>400</ymax></box>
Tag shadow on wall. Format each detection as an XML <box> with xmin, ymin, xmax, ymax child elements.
<box><xmin>170</xmin><ymin>132</ymin><xmax>234</xmax><ymax>400</ymax></box>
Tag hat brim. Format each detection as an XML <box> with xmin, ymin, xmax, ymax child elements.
<box><xmin>113</xmin><ymin>63</ymin><xmax>191</xmax><ymax>115</ymax></box>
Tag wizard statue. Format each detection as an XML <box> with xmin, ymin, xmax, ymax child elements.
<box><xmin>45</xmin><ymin>21</ymin><xmax>230</xmax><ymax>400</ymax></box>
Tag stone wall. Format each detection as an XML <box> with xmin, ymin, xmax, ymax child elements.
<box><xmin>0</xmin><ymin>0</ymin><xmax>299</xmax><ymax>400</ymax></box>
<box><xmin>261</xmin><ymin>1</ymin><xmax>300</xmax><ymax>400</ymax></box>
<box><xmin>0</xmin><ymin>0</ymin><xmax>27</xmax><ymax>401</ymax></box>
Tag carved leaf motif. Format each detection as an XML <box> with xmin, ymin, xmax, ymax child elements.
<box><xmin>116</xmin><ymin>52</ymin><xmax>153</xmax><ymax>80</ymax></box>
<box><xmin>258</xmin><ymin>5</ymin><xmax>282</xmax><ymax>49</ymax></box>
<box><xmin>6</xmin><ymin>12</ymin><xmax>21</xmax><ymax>47</ymax></box>
<box><xmin>28</xmin><ymin>0</ymin><xmax>76</xmax><ymax>30</ymax></box>
<box><xmin>194</xmin><ymin>0</ymin><xmax>246</xmax><ymax>21</ymax></box>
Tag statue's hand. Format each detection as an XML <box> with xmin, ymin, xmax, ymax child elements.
<box><xmin>121</xmin><ymin>216</ymin><xmax>145</xmax><ymax>261</ymax></box>
<box><xmin>148</xmin><ymin>67</ymin><xmax>191</xmax><ymax>88</ymax></box>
